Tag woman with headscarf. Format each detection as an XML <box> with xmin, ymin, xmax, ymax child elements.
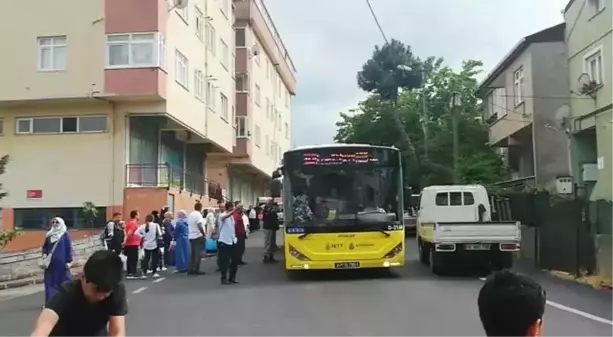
<box><xmin>172</xmin><ymin>210</ymin><xmax>190</xmax><ymax>273</ymax></box>
<box><xmin>41</xmin><ymin>217</ymin><xmax>73</xmax><ymax>306</ymax></box>
<box><xmin>162</xmin><ymin>211</ymin><xmax>175</xmax><ymax>267</ymax></box>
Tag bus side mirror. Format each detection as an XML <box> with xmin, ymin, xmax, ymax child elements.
<box><xmin>269</xmin><ymin>179</ymin><xmax>281</xmax><ymax>198</ymax></box>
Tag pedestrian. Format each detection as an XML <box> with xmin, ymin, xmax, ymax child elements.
<box><xmin>232</xmin><ymin>202</ymin><xmax>248</xmax><ymax>265</ymax></box>
<box><xmin>103</xmin><ymin>213</ymin><xmax>125</xmax><ymax>256</ymax></box>
<box><xmin>214</xmin><ymin>203</ymin><xmax>225</xmax><ymax>272</ymax></box>
<box><xmin>248</xmin><ymin>205</ymin><xmax>257</xmax><ymax>232</ymax></box>
<box><xmin>478</xmin><ymin>270</ymin><xmax>546</xmax><ymax>336</ymax></box>
<box><xmin>262</xmin><ymin>201</ymin><xmax>279</xmax><ymax>263</ymax></box>
<box><xmin>162</xmin><ymin>211</ymin><xmax>175</xmax><ymax>267</ymax></box>
<box><xmin>187</xmin><ymin>201</ymin><xmax>206</xmax><ymax>275</ymax></box>
<box><xmin>173</xmin><ymin>210</ymin><xmax>190</xmax><ymax>273</ymax></box>
<box><xmin>217</xmin><ymin>201</ymin><xmax>240</xmax><ymax>285</ymax></box>
<box><xmin>41</xmin><ymin>217</ymin><xmax>73</xmax><ymax>307</ymax></box>
<box><xmin>30</xmin><ymin>250</ymin><xmax>127</xmax><ymax>336</ymax></box>
<box><xmin>137</xmin><ymin>214</ymin><xmax>162</xmax><ymax>279</ymax></box>
<box><xmin>123</xmin><ymin>210</ymin><xmax>141</xmax><ymax>279</ymax></box>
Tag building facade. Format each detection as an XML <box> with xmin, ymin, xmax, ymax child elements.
<box><xmin>0</xmin><ymin>0</ymin><xmax>295</xmax><ymax>251</ymax></box>
<box><xmin>479</xmin><ymin>24</ymin><xmax>571</xmax><ymax>191</ymax></box>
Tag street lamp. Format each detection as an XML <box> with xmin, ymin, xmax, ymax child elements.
<box><xmin>449</xmin><ymin>91</ymin><xmax>462</xmax><ymax>184</ymax></box>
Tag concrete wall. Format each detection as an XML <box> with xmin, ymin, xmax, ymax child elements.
<box><xmin>0</xmin><ymin>235</ymin><xmax>100</xmax><ymax>282</ymax></box>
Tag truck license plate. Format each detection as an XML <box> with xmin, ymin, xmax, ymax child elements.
<box><xmin>465</xmin><ymin>244</ymin><xmax>491</xmax><ymax>251</ymax></box>
<box><xmin>334</xmin><ymin>262</ymin><xmax>360</xmax><ymax>269</ymax></box>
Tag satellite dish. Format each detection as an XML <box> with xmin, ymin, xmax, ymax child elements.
<box><xmin>576</xmin><ymin>73</ymin><xmax>593</xmax><ymax>95</ymax></box>
<box><xmin>173</xmin><ymin>0</ymin><xmax>188</xmax><ymax>9</ymax></box>
<box><xmin>252</xmin><ymin>44</ymin><xmax>260</xmax><ymax>56</ymax></box>
<box><xmin>554</xmin><ymin>105</ymin><xmax>571</xmax><ymax>130</ymax></box>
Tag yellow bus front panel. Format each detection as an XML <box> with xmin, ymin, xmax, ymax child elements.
<box><xmin>284</xmin><ymin>231</ymin><xmax>405</xmax><ymax>270</ymax></box>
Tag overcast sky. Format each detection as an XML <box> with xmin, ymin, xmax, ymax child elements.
<box><xmin>264</xmin><ymin>0</ymin><xmax>569</xmax><ymax>147</ymax></box>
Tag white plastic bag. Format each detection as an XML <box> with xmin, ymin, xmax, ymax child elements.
<box><xmin>119</xmin><ymin>253</ymin><xmax>127</xmax><ymax>271</ymax></box>
<box><xmin>138</xmin><ymin>248</ymin><xmax>145</xmax><ymax>261</ymax></box>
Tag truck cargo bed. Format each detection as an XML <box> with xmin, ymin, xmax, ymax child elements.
<box><xmin>432</xmin><ymin>221</ymin><xmax>520</xmax><ymax>243</ymax></box>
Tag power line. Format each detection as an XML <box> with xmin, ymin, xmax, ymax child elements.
<box><xmin>365</xmin><ymin>0</ymin><xmax>388</xmax><ymax>44</ymax></box>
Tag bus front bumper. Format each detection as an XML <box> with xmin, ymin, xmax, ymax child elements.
<box><xmin>285</xmin><ymin>258</ymin><xmax>405</xmax><ymax>270</ymax></box>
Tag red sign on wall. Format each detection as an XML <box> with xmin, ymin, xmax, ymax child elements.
<box><xmin>26</xmin><ymin>190</ymin><xmax>43</xmax><ymax>199</ymax></box>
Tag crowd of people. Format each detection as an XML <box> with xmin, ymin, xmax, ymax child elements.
<box><xmin>31</xmin><ymin>200</ymin><xmax>548</xmax><ymax>337</ymax></box>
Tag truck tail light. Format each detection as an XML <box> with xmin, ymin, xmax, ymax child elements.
<box><xmin>500</xmin><ymin>243</ymin><xmax>519</xmax><ymax>251</ymax></box>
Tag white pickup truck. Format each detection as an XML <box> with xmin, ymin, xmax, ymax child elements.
<box><xmin>416</xmin><ymin>185</ymin><xmax>520</xmax><ymax>275</ymax></box>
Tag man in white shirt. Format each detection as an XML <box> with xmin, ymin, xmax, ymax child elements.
<box><xmin>217</xmin><ymin>201</ymin><xmax>240</xmax><ymax>285</ymax></box>
<box><xmin>187</xmin><ymin>202</ymin><xmax>206</xmax><ymax>275</ymax></box>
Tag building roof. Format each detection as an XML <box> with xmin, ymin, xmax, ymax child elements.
<box><xmin>478</xmin><ymin>23</ymin><xmax>566</xmax><ymax>92</ymax></box>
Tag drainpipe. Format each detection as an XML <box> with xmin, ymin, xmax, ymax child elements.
<box><xmin>204</xmin><ymin>0</ymin><xmax>210</xmax><ymax>139</ymax></box>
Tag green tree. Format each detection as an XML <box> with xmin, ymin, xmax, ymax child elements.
<box><xmin>0</xmin><ymin>155</ymin><xmax>20</xmax><ymax>250</ymax></box>
<box><xmin>357</xmin><ymin>39</ymin><xmax>424</xmax><ymax>161</ymax></box>
<box><xmin>337</xmin><ymin>58</ymin><xmax>505</xmax><ymax>190</ymax></box>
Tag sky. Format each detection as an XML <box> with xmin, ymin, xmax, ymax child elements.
<box><xmin>263</xmin><ymin>0</ymin><xmax>570</xmax><ymax>147</ymax></box>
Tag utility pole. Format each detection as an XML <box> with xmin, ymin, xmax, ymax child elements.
<box><xmin>450</xmin><ymin>92</ymin><xmax>462</xmax><ymax>184</ymax></box>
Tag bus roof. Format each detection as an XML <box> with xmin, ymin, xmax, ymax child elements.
<box><xmin>290</xmin><ymin>143</ymin><xmax>399</xmax><ymax>152</ymax></box>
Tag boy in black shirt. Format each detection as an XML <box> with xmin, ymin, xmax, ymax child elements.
<box><xmin>30</xmin><ymin>250</ymin><xmax>127</xmax><ymax>336</ymax></box>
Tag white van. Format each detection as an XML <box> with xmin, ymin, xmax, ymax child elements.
<box><xmin>416</xmin><ymin>185</ymin><xmax>520</xmax><ymax>275</ymax></box>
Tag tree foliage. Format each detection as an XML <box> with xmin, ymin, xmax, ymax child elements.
<box><xmin>338</xmin><ymin>55</ymin><xmax>505</xmax><ymax>191</ymax></box>
<box><xmin>0</xmin><ymin>155</ymin><xmax>20</xmax><ymax>250</ymax></box>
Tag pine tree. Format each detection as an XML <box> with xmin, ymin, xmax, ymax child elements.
<box><xmin>0</xmin><ymin>155</ymin><xmax>19</xmax><ymax>249</ymax></box>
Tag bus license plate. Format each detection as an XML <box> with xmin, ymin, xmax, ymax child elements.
<box><xmin>465</xmin><ymin>244</ymin><xmax>491</xmax><ymax>251</ymax></box>
<box><xmin>334</xmin><ymin>262</ymin><xmax>360</xmax><ymax>269</ymax></box>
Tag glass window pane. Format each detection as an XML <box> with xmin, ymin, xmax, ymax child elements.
<box><xmin>62</xmin><ymin>117</ymin><xmax>77</xmax><ymax>133</ymax></box>
<box><xmin>435</xmin><ymin>193</ymin><xmax>448</xmax><ymax>206</ymax></box>
<box><xmin>17</xmin><ymin>119</ymin><xmax>31</xmax><ymax>133</ymax></box>
<box><xmin>235</xmin><ymin>29</ymin><xmax>245</xmax><ymax>47</ymax></box>
<box><xmin>32</xmin><ymin>118</ymin><xmax>61</xmax><ymax>133</ymax></box>
<box><xmin>79</xmin><ymin>116</ymin><xmax>107</xmax><ymax>132</ymax></box>
<box><xmin>53</xmin><ymin>36</ymin><xmax>66</xmax><ymax>45</ymax></box>
<box><xmin>107</xmin><ymin>35</ymin><xmax>129</xmax><ymax>42</ymax></box>
<box><xmin>108</xmin><ymin>44</ymin><xmax>129</xmax><ymax>65</ymax></box>
<box><xmin>450</xmin><ymin>192</ymin><xmax>462</xmax><ymax>206</ymax></box>
<box><xmin>463</xmin><ymin>192</ymin><xmax>475</xmax><ymax>205</ymax></box>
<box><xmin>131</xmin><ymin>33</ymin><xmax>155</xmax><ymax>41</ymax></box>
<box><xmin>39</xmin><ymin>47</ymin><xmax>52</xmax><ymax>69</ymax></box>
<box><xmin>132</xmin><ymin>43</ymin><xmax>154</xmax><ymax>64</ymax></box>
<box><xmin>53</xmin><ymin>46</ymin><xmax>66</xmax><ymax>69</ymax></box>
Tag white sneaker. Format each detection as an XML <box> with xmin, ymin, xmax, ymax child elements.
<box><xmin>126</xmin><ymin>275</ymin><xmax>135</xmax><ymax>280</ymax></box>
<box><xmin>152</xmin><ymin>273</ymin><xmax>161</xmax><ymax>278</ymax></box>
<box><xmin>161</xmin><ymin>267</ymin><xmax>168</xmax><ymax>271</ymax></box>
<box><xmin>147</xmin><ymin>270</ymin><xmax>153</xmax><ymax>274</ymax></box>
<box><xmin>140</xmin><ymin>275</ymin><xmax>148</xmax><ymax>279</ymax></box>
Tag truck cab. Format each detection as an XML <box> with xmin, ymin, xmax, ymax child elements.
<box><xmin>416</xmin><ymin>185</ymin><xmax>520</xmax><ymax>275</ymax></box>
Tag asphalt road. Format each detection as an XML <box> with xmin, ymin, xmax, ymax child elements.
<box><xmin>0</xmin><ymin>232</ymin><xmax>611</xmax><ymax>336</ymax></box>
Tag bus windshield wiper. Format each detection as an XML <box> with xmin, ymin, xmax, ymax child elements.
<box><xmin>298</xmin><ymin>232</ymin><xmax>313</xmax><ymax>239</ymax></box>
<box><xmin>366</xmin><ymin>228</ymin><xmax>391</xmax><ymax>237</ymax></box>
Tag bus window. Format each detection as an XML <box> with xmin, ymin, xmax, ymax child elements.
<box><xmin>435</xmin><ymin>193</ymin><xmax>448</xmax><ymax>206</ymax></box>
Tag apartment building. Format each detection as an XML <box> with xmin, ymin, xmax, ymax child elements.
<box><xmin>230</xmin><ymin>0</ymin><xmax>296</xmax><ymax>202</ymax></box>
<box><xmin>479</xmin><ymin>23</ymin><xmax>571</xmax><ymax>191</ymax></box>
<box><xmin>0</xmin><ymin>0</ymin><xmax>295</xmax><ymax>251</ymax></box>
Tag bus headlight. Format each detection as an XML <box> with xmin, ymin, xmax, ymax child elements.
<box><xmin>288</xmin><ymin>245</ymin><xmax>310</xmax><ymax>261</ymax></box>
<box><xmin>383</xmin><ymin>242</ymin><xmax>403</xmax><ymax>258</ymax></box>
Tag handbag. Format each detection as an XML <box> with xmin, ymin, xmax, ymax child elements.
<box><xmin>38</xmin><ymin>235</ymin><xmax>62</xmax><ymax>270</ymax></box>
<box><xmin>205</xmin><ymin>239</ymin><xmax>218</xmax><ymax>253</ymax></box>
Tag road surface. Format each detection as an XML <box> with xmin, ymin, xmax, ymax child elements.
<box><xmin>0</xmin><ymin>232</ymin><xmax>611</xmax><ymax>336</ymax></box>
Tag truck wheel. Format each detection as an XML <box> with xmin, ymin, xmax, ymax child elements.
<box><xmin>418</xmin><ymin>239</ymin><xmax>430</xmax><ymax>265</ymax></box>
<box><xmin>492</xmin><ymin>252</ymin><xmax>513</xmax><ymax>271</ymax></box>
<box><xmin>429</xmin><ymin>248</ymin><xmax>444</xmax><ymax>275</ymax></box>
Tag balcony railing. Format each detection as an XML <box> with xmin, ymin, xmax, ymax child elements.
<box><xmin>252</xmin><ymin>0</ymin><xmax>296</xmax><ymax>75</ymax></box>
<box><xmin>125</xmin><ymin>163</ymin><xmax>225</xmax><ymax>200</ymax></box>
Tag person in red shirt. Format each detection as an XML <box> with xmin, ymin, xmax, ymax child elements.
<box><xmin>232</xmin><ymin>202</ymin><xmax>248</xmax><ymax>265</ymax></box>
<box><xmin>123</xmin><ymin>210</ymin><xmax>141</xmax><ymax>279</ymax></box>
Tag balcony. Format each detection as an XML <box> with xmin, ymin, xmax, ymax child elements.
<box><xmin>125</xmin><ymin>163</ymin><xmax>224</xmax><ymax>201</ymax></box>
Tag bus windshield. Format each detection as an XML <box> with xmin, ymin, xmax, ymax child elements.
<box><xmin>286</xmin><ymin>165</ymin><xmax>401</xmax><ymax>227</ymax></box>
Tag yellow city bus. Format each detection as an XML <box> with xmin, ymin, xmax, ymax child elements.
<box><xmin>274</xmin><ymin>144</ymin><xmax>405</xmax><ymax>273</ymax></box>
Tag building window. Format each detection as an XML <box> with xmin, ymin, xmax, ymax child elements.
<box><xmin>220</xmin><ymin>93</ymin><xmax>229</xmax><ymax>121</ymax></box>
<box><xmin>207</xmin><ymin>82</ymin><xmax>216</xmax><ymax>111</ymax></box>
<box><xmin>255</xmin><ymin>125</ymin><xmax>261</xmax><ymax>147</ymax></box>
<box><xmin>37</xmin><ymin>36</ymin><xmax>67</xmax><ymax>71</ymax></box>
<box><xmin>588</xmin><ymin>0</ymin><xmax>604</xmax><ymax>15</ymax></box>
<box><xmin>106</xmin><ymin>33</ymin><xmax>164</xmax><ymax>68</ymax></box>
<box><xmin>175</xmin><ymin>50</ymin><xmax>189</xmax><ymax>89</ymax></box>
<box><xmin>584</xmin><ymin>48</ymin><xmax>603</xmax><ymax>85</ymax></box>
<box><xmin>254</xmin><ymin>42</ymin><xmax>260</xmax><ymax>65</ymax></box>
<box><xmin>195</xmin><ymin>7</ymin><xmax>204</xmax><ymax>40</ymax></box>
<box><xmin>13</xmin><ymin>207</ymin><xmax>108</xmax><ymax>230</ymax></box>
<box><xmin>285</xmin><ymin>122</ymin><xmax>289</xmax><ymax>139</ymax></box>
<box><xmin>254</xmin><ymin>84</ymin><xmax>261</xmax><ymax>106</ymax></box>
<box><xmin>235</xmin><ymin>116</ymin><xmax>249</xmax><ymax>138</ymax></box>
<box><xmin>220</xmin><ymin>0</ymin><xmax>230</xmax><ymax>16</ymax></box>
<box><xmin>235</xmin><ymin>28</ymin><xmax>246</xmax><ymax>47</ymax></box>
<box><xmin>235</xmin><ymin>73</ymin><xmax>249</xmax><ymax>92</ymax></box>
<box><xmin>194</xmin><ymin>70</ymin><xmax>204</xmax><ymax>100</ymax></box>
<box><xmin>513</xmin><ymin>67</ymin><xmax>524</xmax><ymax>106</ymax></box>
<box><xmin>206</xmin><ymin>23</ymin><xmax>216</xmax><ymax>56</ymax></box>
<box><xmin>220</xmin><ymin>39</ymin><xmax>229</xmax><ymax>69</ymax></box>
<box><xmin>158</xmin><ymin>35</ymin><xmax>167</xmax><ymax>71</ymax></box>
<box><xmin>176</xmin><ymin>5</ymin><xmax>188</xmax><ymax>23</ymax></box>
<box><xmin>15</xmin><ymin>116</ymin><xmax>106</xmax><ymax>135</ymax></box>
<box><xmin>265</xmin><ymin>136</ymin><xmax>270</xmax><ymax>156</ymax></box>
<box><xmin>285</xmin><ymin>90</ymin><xmax>289</xmax><ymax>107</ymax></box>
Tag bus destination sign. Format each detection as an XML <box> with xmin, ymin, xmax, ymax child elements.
<box><xmin>302</xmin><ymin>151</ymin><xmax>380</xmax><ymax>166</ymax></box>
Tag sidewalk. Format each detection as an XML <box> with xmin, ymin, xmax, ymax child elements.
<box><xmin>0</xmin><ymin>267</ymin><xmax>82</xmax><ymax>290</ymax></box>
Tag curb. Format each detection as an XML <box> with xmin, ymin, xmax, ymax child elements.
<box><xmin>0</xmin><ymin>267</ymin><xmax>83</xmax><ymax>291</ymax></box>
<box><xmin>548</xmin><ymin>270</ymin><xmax>613</xmax><ymax>290</ymax></box>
